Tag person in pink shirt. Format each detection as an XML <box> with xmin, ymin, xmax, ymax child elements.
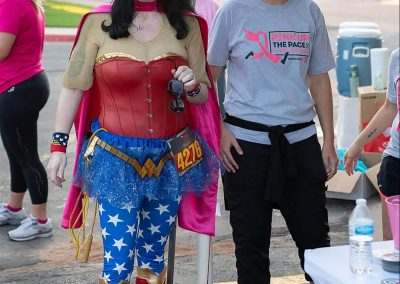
<box><xmin>0</xmin><ymin>0</ymin><xmax>52</xmax><ymax>241</ymax></box>
<box><xmin>195</xmin><ymin>0</ymin><xmax>227</xmax><ymax>115</ymax></box>
<box><xmin>195</xmin><ymin>0</ymin><xmax>220</xmax><ymax>32</ymax></box>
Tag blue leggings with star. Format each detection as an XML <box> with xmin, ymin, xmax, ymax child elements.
<box><xmin>98</xmin><ymin>195</ymin><xmax>180</xmax><ymax>283</ymax></box>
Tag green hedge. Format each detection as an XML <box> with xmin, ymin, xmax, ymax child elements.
<box><xmin>44</xmin><ymin>1</ymin><xmax>92</xmax><ymax>27</ymax></box>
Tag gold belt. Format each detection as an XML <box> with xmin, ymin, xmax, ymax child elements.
<box><xmin>71</xmin><ymin>130</ymin><xmax>171</xmax><ymax>263</ymax></box>
<box><xmin>84</xmin><ymin>130</ymin><xmax>171</xmax><ymax>179</ymax></box>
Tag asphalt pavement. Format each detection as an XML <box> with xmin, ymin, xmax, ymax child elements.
<box><xmin>0</xmin><ymin>0</ymin><xmax>398</xmax><ymax>283</ymax></box>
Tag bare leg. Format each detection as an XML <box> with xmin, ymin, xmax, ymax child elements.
<box><xmin>8</xmin><ymin>192</ymin><xmax>25</xmax><ymax>209</ymax></box>
<box><xmin>31</xmin><ymin>203</ymin><xmax>48</xmax><ymax>220</ymax></box>
<box><xmin>8</xmin><ymin>192</ymin><xmax>47</xmax><ymax>220</ymax></box>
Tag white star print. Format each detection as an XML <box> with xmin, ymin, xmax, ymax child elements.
<box><xmin>148</xmin><ymin>223</ymin><xmax>161</xmax><ymax>235</ymax></box>
<box><xmin>135</xmin><ymin>248</ymin><xmax>141</xmax><ymax>258</ymax></box>
<box><xmin>175</xmin><ymin>195</ymin><xmax>182</xmax><ymax>203</ymax></box>
<box><xmin>126</xmin><ymin>224</ymin><xmax>136</xmax><ymax>236</ymax></box>
<box><xmin>141</xmin><ymin>209</ymin><xmax>151</xmax><ymax>220</ymax></box>
<box><xmin>137</xmin><ymin>228</ymin><xmax>144</xmax><ymax>239</ymax></box>
<box><xmin>147</xmin><ymin>196</ymin><xmax>158</xmax><ymax>202</ymax></box>
<box><xmin>113</xmin><ymin>238</ymin><xmax>127</xmax><ymax>251</ymax></box>
<box><xmin>156</xmin><ymin>204</ymin><xmax>170</xmax><ymax>215</ymax></box>
<box><xmin>142</xmin><ymin>242</ymin><xmax>154</xmax><ymax>253</ymax></box>
<box><xmin>140</xmin><ymin>261</ymin><xmax>152</xmax><ymax>269</ymax></box>
<box><xmin>102</xmin><ymin>227</ymin><xmax>110</xmax><ymax>239</ymax></box>
<box><xmin>125</xmin><ymin>272</ymin><xmax>132</xmax><ymax>281</ymax></box>
<box><xmin>128</xmin><ymin>249</ymin><xmax>135</xmax><ymax>259</ymax></box>
<box><xmin>155</xmin><ymin>255</ymin><xmax>164</xmax><ymax>263</ymax></box>
<box><xmin>113</xmin><ymin>262</ymin><xmax>127</xmax><ymax>275</ymax></box>
<box><xmin>108</xmin><ymin>214</ymin><xmax>123</xmax><ymax>227</ymax></box>
<box><xmin>103</xmin><ymin>273</ymin><xmax>111</xmax><ymax>281</ymax></box>
<box><xmin>166</xmin><ymin>215</ymin><xmax>176</xmax><ymax>226</ymax></box>
<box><xmin>158</xmin><ymin>235</ymin><xmax>168</xmax><ymax>246</ymax></box>
<box><xmin>104</xmin><ymin>251</ymin><xmax>113</xmax><ymax>263</ymax></box>
<box><xmin>98</xmin><ymin>204</ymin><xmax>105</xmax><ymax>215</ymax></box>
<box><xmin>121</xmin><ymin>203</ymin><xmax>134</xmax><ymax>214</ymax></box>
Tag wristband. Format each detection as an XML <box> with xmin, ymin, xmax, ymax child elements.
<box><xmin>50</xmin><ymin>144</ymin><xmax>67</xmax><ymax>153</ymax></box>
<box><xmin>50</xmin><ymin>132</ymin><xmax>69</xmax><ymax>153</ymax></box>
<box><xmin>186</xmin><ymin>83</ymin><xmax>201</xmax><ymax>97</ymax></box>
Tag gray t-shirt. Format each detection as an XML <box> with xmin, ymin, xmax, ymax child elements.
<box><xmin>208</xmin><ymin>0</ymin><xmax>335</xmax><ymax>144</ymax></box>
<box><xmin>383</xmin><ymin>48</ymin><xmax>400</xmax><ymax>159</ymax></box>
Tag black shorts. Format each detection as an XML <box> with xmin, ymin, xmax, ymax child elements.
<box><xmin>378</xmin><ymin>155</ymin><xmax>400</xmax><ymax>197</ymax></box>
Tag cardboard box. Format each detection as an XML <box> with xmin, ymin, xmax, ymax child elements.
<box><xmin>328</xmin><ymin>87</ymin><xmax>385</xmax><ymax>200</ymax></box>
<box><xmin>358</xmin><ymin>86</ymin><xmax>386</xmax><ymax>127</ymax></box>
<box><xmin>358</xmin><ymin>86</ymin><xmax>386</xmax><ymax>131</ymax></box>
<box><xmin>327</xmin><ymin>153</ymin><xmax>381</xmax><ymax>200</ymax></box>
<box><xmin>358</xmin><ymin>86</ymin><xmax>389</xmax><ymax>153</ymax></box>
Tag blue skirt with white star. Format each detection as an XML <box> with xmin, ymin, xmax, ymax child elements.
<box><xmin>73</xmin><ymin>119</ymin><xmax>219</xmax><ymax>208</ymax></box>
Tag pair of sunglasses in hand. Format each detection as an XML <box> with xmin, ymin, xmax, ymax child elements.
<box><xmin>168</xmin><ymin>79</ymin><xmax>185</xmax><ymax>113</ymax></box>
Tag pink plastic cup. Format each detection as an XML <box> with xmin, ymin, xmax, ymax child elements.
<box><xmin>386</xmin><ymin>195</ymin><xmax>400</xmax><ymax>250</ymax></box>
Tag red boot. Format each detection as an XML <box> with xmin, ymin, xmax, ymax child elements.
<box><xmin>136</xmin><ymin>278</ymin><xmax>149</xmax><ymax>284</ymax></box>
<box><xmin>136</xmin><ymin>267</ymin><xmax>166</xmax><ymax>284</ymax></box>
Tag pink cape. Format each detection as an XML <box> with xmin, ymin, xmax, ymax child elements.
<box><xmin>61</xmin><ymin>5</ymin><xmax>221</xmax><ymax>236</ymax></box>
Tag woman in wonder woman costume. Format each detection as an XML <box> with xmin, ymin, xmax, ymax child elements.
<box><xmin>47</xmin><ymin>0</ymin><xmax>220</xmax><ymax>283</ymax></box>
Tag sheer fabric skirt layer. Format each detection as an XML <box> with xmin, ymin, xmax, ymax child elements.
<box><xmin>73</xmin><ymin>119</ymin><xmax>219</xmax><ymax>208</ymax></box>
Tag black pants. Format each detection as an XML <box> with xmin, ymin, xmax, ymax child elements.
<box><xmin>223</xmin><ymin>135</ymin><xmax>330</xmax><ymax>284</ymax></box>
<box><xmin>0</xmin><ymin>72</ymin><xmax>49</xmax><ymax>205</ymax></box>
<box><xmin>378</xmin><ymin>155</ymin><xmax>400</xmax><ymax>197</ymax></box>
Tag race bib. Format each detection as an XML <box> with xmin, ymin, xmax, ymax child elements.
<box><xmin>167</xmin><ymin>128</ymin><xmax>203</xmax><ymax>175</ymax></box>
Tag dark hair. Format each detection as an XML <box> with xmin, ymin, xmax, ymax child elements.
<box><xmin>101</xmin><ymin>0</ymin><xmax>194</xmax><ymax>40</ymax></box>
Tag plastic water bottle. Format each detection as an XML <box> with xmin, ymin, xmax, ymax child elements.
<box><xmin>349</xmin><ymin>65</ymin><xmax>360</xmax><ymax>97</ymax></box>
<box><xmin>349</xmin><ymin>199</ymin><xmax>374</xmax><ymax>274</ymax></box>
<box><xmin>374</xmin><ymin>69</ymin><xmax>385</xmax><ymax>90</ymax></box>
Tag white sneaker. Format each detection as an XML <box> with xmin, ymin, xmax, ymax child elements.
<box><xmin>8</xmin><ymin>215</ymin><xmax>53</xmax><ymax>241</ymax></box>
<box><xmin>0</xmin><ymin>203</ymin><xmax>27</xmax><ymax>226</ymax></box>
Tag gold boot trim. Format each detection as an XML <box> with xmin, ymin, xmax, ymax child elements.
<box><xmin>137</xmin><ymin>266</ymin><xmax>167</xmax><ymax>284</ymax></box>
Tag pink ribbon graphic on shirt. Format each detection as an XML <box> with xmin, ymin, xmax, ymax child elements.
<box><xmin>244</xmin><ymin>30</ymin><xmax>281</xmax><ymax>64</ymax></box>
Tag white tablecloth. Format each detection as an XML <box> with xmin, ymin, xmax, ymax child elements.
<box><xmin>304</xmin><ymin>241</ymin><xmax>400</xmax><ymax>284</ymax></box>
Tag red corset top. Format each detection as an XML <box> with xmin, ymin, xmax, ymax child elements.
<box><xmin>93</xmin><ymin>55</ymin><xmax>188</xmax><ymax>138</ymax></box>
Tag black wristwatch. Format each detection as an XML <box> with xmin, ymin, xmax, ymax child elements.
<box><xmin>186</xmin><ymin>83</ymin><xmax>201</xmax><ymax>97</ymax></box>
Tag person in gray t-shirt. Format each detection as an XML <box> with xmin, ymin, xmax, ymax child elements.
<box><xmin>208</xmin><ymin>0</ymin><xmax>338</xmax><ymax>283</ymax></box>
<box><xmin>345</xmin><ymin>48</ymin><xmax>400</xmax><ymax>241</ymax></box>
